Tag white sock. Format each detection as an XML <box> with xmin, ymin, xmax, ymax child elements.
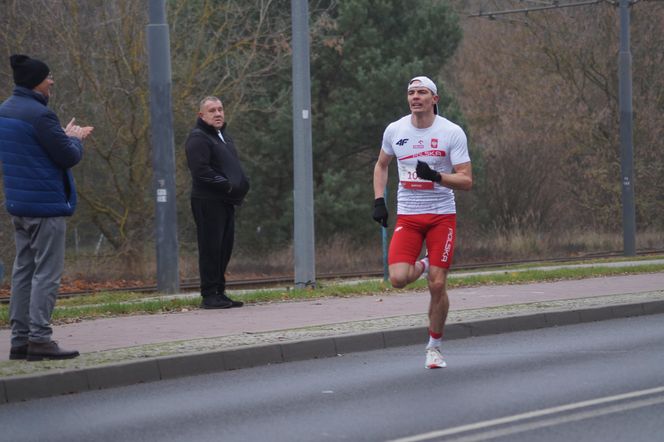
<box><xmin>427</xmin><ymin>337</ymin><xmax>442</xmax><ymax>349</ymax></box>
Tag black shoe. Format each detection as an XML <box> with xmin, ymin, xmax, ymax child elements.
<box><xmin>200</xmin><ymin>295</ymin><xmax>233</xmax><ymax>310</ymax></box>
<box><xmin>9</xmin><ymin>344</ymin><xmax>28</xmax><ymax>360</ymax></box>
<box><xmin>27</xmin><ymin>341</ymin><xmax>80</xmax><ymax>361</ymax></box>
<box><xmin>219</xmin><ymin>293</ymin><xmax>244</xmax><ymax>308</ymax></box>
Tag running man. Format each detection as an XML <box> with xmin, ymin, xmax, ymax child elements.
<box><xmin>372</xmin><ymin>76</ymin><xmax>472</xmax><ymax>369</ymax></box>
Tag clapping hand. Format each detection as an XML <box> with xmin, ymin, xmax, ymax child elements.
<box><xmin>65</xmin><ymin>118</ymin><xmax>94</xmax><ymax>140</ymax></box>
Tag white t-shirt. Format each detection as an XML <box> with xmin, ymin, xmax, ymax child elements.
<box><xmin>381</xmin><ymin>115</ymin><xmax>470</xmax><ymax>215</ymax></box>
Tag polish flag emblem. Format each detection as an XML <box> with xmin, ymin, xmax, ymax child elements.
<box><xmin>431</xmin><ymin>138</ymin><xmax>438</xmax><ymax>149</ymax></box>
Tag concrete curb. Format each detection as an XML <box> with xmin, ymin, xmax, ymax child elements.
<box><xmin>1</xmin><ymin>299</ymin><xmax>663</xmax><ymax>403</ymax></box>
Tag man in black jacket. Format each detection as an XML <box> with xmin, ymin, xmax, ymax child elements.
<box><xmin>185</xmin><ymin>96</ymin><xmax>250</xmax><ymax>309</ymax></box>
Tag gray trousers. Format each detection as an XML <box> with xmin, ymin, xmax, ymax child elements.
<box><xmin>9</xmin><ymin>216</ymin><xmax>66</xmax><ymax>346</ymax></box>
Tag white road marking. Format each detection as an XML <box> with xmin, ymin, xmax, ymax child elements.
<box><xmin>440</xmin><ymin>395</ymin><xmax>664</xmax><ymax>442</ymax></box>
<box><xmin>388</xmin><ymin>385</ymin><xmax>664</xmax><ymax>442</ymax></box>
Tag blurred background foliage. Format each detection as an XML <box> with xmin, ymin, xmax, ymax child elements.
<box><xmin>0</xmin><ymin>0</ymin><xmax>662</xmax><ymax>283</ymax></box>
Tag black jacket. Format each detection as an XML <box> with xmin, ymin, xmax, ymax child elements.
<box><xmin>184</xmin><ymin>118</ymin><xmax>250</xmax><ymax>205</ymax></box>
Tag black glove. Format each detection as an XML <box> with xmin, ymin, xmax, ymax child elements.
<box><xmin>416</xmin><ymin>160</ymin><xmax>441</xmax><ymax>183</ymax></box>
<box><xmin>372</xmin><ymin>197</ymin><xmax>388</xmax><ymax>228</ymax></box>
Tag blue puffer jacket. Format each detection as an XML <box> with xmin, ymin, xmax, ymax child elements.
<box><xmin>0</xmin><ymin>87</ymin><xmax>83</xmax><ymax>217</ymax></box>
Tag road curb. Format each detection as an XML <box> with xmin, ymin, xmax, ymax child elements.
<box><xmin>1</xmin><ymin>299</ymin><xmax>663</xmax><ymax>403</ymax></box>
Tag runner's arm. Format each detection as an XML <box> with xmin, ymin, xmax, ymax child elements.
<box><xmin>440</xmin><ymin>161</ymin><xmax>472</xmax><ymax>191</ymax></box>
<box><xmin>373</xmin><ymin>149</ymin><xmax>393</xmax><ymax>198</ymax></box>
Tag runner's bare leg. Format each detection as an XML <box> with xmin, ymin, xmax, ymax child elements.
<box><xmin>388</xmin><ymin>261</ymin><xmax>426</xmax><ymax>288</ymax></box>
<box><xmin>427</xmin><ymin>266</ymin><xmax>449</xmax><ymax>334</ymax></box>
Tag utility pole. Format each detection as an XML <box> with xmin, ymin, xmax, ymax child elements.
<box><xmin>618</xmin><ymin>0</ymin><xmax>636</xmax><ymax>256</ymax></box>
<box><xmin>291</xmin><ymin>0</ymin><xmax>316</xmax><ymax>288</ymax></box>
<box><xmin>147</xmin><ymin>0</ymin><xmax>180</xmax><ymax>293</ymax></box>
<box><xmin>471</xmin><ymin>0</ymin><xmax>637</xmax><ymax>256</ymax></box>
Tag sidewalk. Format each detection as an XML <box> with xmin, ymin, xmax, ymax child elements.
<box><xmin>0</xmin><ymin>271</ymin><xmax>663</xmax><ymax>403</ymax></box>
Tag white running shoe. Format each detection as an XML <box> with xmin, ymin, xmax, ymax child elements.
<box><xmin>419</xmin><ymin>257</ymin><xmax>430</xmax><ymax>277</ymax></box>
<box><xmin>425</xmin><ymin>347</ymin><xmax>447</xmax><ymax>369</ymax></box>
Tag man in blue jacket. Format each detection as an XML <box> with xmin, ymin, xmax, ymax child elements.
<box><xmin>0</xmin><ymin>54</ymin><xmax>93</xmax><ymax>361</ymax></box>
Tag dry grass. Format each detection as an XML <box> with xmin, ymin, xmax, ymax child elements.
<box><xmin>7</xmin><ymin>228</ymin><xmax>658</xmax><ymax>285</ymax></box>
<box><xmin>458</xmin><ymin>227</ymin><xmax>664</xmax><ymax>265</ymax></box>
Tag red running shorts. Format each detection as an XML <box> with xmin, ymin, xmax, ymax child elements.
<box><xmin>388</xmin><ymin>214</ymin><xmax>457</xmax><ymax>269</ymax></box>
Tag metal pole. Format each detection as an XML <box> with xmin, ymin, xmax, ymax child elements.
<box><xmin>618</xmin><ymin>0</ymin><xmax>636</xmax><ymax>256</ymax></box>
<box><xmin>147</xmin><ymin>0</ymin><xmax>180</xmax><ymax>292</ymax></box>
<box><xmin>291</xmin><ymin>0</ymin><xmax>316</xmax><ymax>288</ymax></box>
<box><xmin>382</xmin><ymin>186</ymin><xmax>388</xmax><ymax>282</ymax></box>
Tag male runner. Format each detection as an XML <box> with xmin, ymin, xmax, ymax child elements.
<box><xmin>372</xmin><ymin>76</ymin><xmax>472</xmax><ymax>368</ymax></box>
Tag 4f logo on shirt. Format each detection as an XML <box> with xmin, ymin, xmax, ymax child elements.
<box><xmin>396</xmin><ymin>138</ymin><xmax>408</xmax><ymax>146</ymax></box>
<box><xmin>431</xmin><ymin>138</ymin><xmax>438</xmax><ymax>149</ymax></box>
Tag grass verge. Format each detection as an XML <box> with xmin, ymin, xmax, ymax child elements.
<box><xmin>0</xmin><ymin>260</ymin><xmax>663</xmax><ymax>327</ymax></box>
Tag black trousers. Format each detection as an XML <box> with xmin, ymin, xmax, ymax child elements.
<box><xmin>191</xmin><ymin>198</ymin><xmax>235</xmax><ymax>297</ymax></box>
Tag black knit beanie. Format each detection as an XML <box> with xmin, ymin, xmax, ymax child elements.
<box><xmin>10</xmin><ymin>54</ymin><xmax>50</xmax><ymax>89</ymax></box>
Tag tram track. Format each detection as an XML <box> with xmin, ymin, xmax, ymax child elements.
<box><xmin>0</xmin><ymin>249</ymin><xmax>662</xmax><ymax>304</ymax></box>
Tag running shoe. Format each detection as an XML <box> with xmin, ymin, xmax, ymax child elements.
<box><xmin>419</xmin><ymin>256</ymin><xmax>430</xmax><ymax>277</ymax></box>
<box><xmin>425</xmin><ymin>347</ymin><xmax>447</xmax><ymax>369</ymax></box>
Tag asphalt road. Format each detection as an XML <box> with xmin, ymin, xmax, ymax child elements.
<box><xmin>1</xmin><ymin>314</ymin><xmax>663</xmax><ymax>442</ymax></box>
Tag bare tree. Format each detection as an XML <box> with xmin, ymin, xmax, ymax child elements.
<box><xmin>0</xmin><ymin>0</ymin><xmax>294</xmax><ymax>278</ymax></box>
<box><xmin>447</xmin><ymin>0</ymin><xmax>664</xmax><ymax>235</ymax></box>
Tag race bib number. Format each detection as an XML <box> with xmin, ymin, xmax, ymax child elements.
<box><xmin>398</xmin><ymin>162</ymin><xmax>434</xmax><ymax>190</ymax></box>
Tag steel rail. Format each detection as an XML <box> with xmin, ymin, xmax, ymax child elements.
<box><xmin>0</xmin><ymin>249</ymin><xmax>662</xmax><ymax>303</ymax></box>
